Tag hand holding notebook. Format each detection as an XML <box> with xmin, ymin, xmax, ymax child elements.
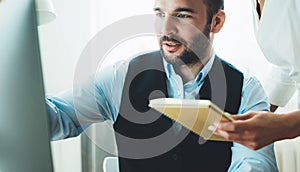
<box><xmin>149</xmin><ymin>98</ymin><xmax>233</xmax><ymax>141</ymax></box>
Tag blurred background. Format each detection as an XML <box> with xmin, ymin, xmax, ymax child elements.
<box><xmin>37</xmin><ymin>0</ymin><xmax>300</xmax><ymax>171</ymax></box>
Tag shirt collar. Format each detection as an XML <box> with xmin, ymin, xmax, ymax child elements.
<box><xmin>163</xmin><ymin>50</ymin><xmax>216</xmax><ymax>84</ymax></box>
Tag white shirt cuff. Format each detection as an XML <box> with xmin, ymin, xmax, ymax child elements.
<box><xmin>264</xmin><ymin>67</ymin><xmax>297</xmax><ymax>107</ymax></box>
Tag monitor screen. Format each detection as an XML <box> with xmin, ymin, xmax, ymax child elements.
<box><xmin>0</xmin><ymin>0</ymin><xmax>53</xmax><ymax>171</ymax></box>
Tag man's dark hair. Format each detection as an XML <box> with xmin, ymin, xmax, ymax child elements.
<box><xmin>203</xmin><ymin>0</ymin><xmax>224</xmax><ymax>24</ymax></box>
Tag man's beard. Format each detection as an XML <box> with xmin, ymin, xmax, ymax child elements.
<box><xmin>160</xmin><ymin>24</ymin><xmax>211</xmax><ymax>66</ymax></box>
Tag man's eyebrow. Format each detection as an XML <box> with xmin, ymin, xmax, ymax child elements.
<box><xmin>175</xmin><ymin>8</ymin><xmax>196</xmax><ymax>13</ymax></box>
<box><xmin>153</xmin><ymin>7</ymin><xmax>196</xmax><ymax>13</ymax></box>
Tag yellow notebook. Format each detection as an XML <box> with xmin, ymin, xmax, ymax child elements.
<box><xmin>149</xmin><ymin>98</ymin><xmax>233</xmax><ymax>142</ymax></box>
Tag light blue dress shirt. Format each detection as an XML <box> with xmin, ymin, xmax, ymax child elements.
<box><xmin>47</xmin><ymin>52</ymin><xmax>278</xmax><ymax>172</ymax></box>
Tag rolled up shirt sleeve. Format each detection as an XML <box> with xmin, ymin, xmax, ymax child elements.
<box><xmin>47</xmin><ymin>60</ymin><xmax>129</xmax><ymax>141</ymax></box>
<box><xmin>47</xmin><ymin>93</ymin><xmax>82</xmax><ymax>141</ymax></box>
<box><xmin>228</xmin><ymin>74</ymin><xmax>278</xmax><ymax>172</ymax></box>
<box><xmin>264</xmin><ymin>66</ymin><xmax>297</xmax><ymax>107</ymax></box>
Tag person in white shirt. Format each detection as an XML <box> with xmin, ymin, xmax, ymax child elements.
<box><xmin>212</xmin><ymin>0</ymin><xmax>300</xmax><ymax>150</ymax></box>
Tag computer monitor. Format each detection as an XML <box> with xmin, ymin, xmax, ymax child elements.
<box><xmin>0</xmin><ymin>0</ymin><xmax>53</xmax><ymax>171</ymax></box>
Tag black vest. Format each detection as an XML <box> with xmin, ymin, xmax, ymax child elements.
<box><xmin>114</xmin><ymin>51</ymin><xmax>243</xmax><ymax>172</ymax></box>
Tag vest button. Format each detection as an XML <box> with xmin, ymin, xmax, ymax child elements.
<box><xmin>172</xmin><ymin>154</ymin><xmax>178</xmax><ymax>160</ymax></box>
<box><xmin>177</xmin><ymin>90</ymin><xmax>181</xmax><ymax>95</ymax></box>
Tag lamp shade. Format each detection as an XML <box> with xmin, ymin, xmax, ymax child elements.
<box><xmin>35</xmin><ymin>0</ymin><xmax>56</xmax><ymax>25</ymax></box>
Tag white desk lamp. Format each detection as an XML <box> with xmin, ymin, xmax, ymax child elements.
<box><xmin>35</xmin><ymin>0</ymin><xmax>56</xmax><ymax>26</ymax></box>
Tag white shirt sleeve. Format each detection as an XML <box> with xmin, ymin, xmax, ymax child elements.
<box><xmin>252</xmin><ymin>0</ymin><xmax>300</xmax><ymax>107</ymax></box>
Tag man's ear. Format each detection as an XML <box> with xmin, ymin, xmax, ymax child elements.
<box><xmin>211</xmin><ymin>10</ymin><xmax>226</xmax><ymax>33</ymax></box>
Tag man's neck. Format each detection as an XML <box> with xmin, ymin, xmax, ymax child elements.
<box><xmin>173</xmin><ymin>63</ymin><xmax>202</xmax><ymax>84</ymax></box>
<box><xmin>173</xmin><ymin>55</ymin><xmax>210</xmax><ymax>84</ymax></box>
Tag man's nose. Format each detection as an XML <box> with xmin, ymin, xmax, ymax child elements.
<box><xmin>156</xmin><ymin>15</ymin><xmax>178</xmax><ymax>36</ymax></box>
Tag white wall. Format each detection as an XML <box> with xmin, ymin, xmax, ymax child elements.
<box><xmin>38</xmin><ymin>0</ymin><xmax>98</xmax><ymax>171</ymax></box>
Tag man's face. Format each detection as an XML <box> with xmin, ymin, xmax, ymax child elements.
<box><xmin>154</xmin><ymin>0</ymin><xmax>211</xmax><ymax>65</ymax></box>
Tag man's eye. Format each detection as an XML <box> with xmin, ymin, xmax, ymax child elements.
<box><xmin>176</xmin><ymin>14</ymin><xmax>191</xmax><ymax>18</ymax></box>
<box><xmin>155</xmin><ymin>12</ymin><xmax>165</xmax><ymax>18</ymax></box>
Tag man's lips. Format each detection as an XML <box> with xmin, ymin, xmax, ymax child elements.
<box><xmin>162</xmin><ymin>41</ymin><xmax>182</xmax><ymax>52</ymax></box>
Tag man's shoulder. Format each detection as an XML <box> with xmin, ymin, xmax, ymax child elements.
<box><xmin>216</xmin><ymin>56</ymin><xmax>244</xmax><ymax>77</ymax></box>
<box><xmin>128</xmin><ymin>50</ymin><xmax>165</xmax><ymax>72</ymax></box>
<box><xmin>217</xmin><ymin>57</ymin><xmax>262</xmax><ymax>86</ymax></box>
<box><xmin>217</xmin><ymin>57</ymin><xmax>244</xmax><ymax>75</ymax></box>
<box><xmin>217</xmin><ymin>57</ymin><xmax>264</xmax><ymax>92</ymax></box>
